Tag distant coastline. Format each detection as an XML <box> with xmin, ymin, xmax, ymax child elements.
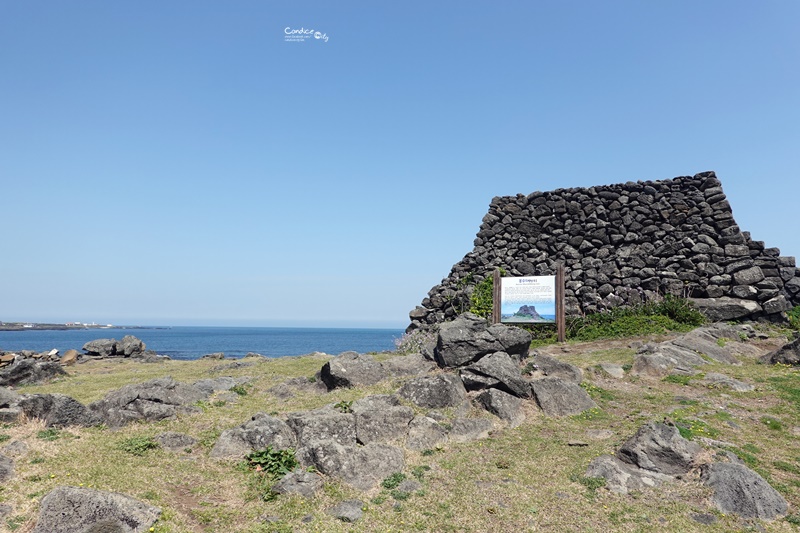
<box><xmin>0</xmin><ymin>322</ymin><xmax>158</xmax><ymax>332</ymax></box>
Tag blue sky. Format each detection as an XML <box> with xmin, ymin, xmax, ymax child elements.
<box><xmin>1</xmin><ymin>1</ymin><xmax>798</xmax><ymax>328</ymax></box>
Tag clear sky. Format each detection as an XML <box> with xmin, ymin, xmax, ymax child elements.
<box><xmin>1</xmin><ymin>1</ymin><xmax>798</xmax><ymax>328</ymax></box>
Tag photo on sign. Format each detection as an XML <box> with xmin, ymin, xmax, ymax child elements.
<box><xmin>500</xmin><ymin>276</ymin><xmax>556</xmax><ymax>323</ymax></box>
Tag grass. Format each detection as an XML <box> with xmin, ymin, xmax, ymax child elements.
<box><xmin>4</xmin><ymin>328</ymin><xmax>800</xmax><ymax>532</ymax></box>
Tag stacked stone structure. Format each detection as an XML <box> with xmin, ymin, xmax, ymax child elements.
<box><xmin>409</xmin><ymin>172</ymin><xmax>800</xmax><ymax>330</ymax></box>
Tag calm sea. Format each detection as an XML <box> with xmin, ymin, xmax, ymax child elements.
<box><xmin>0</xmin><ymin>327</ymin><xmax>406</xmax><ymax>361</ymax></box>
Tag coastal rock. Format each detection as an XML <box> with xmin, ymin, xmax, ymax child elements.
<box><xmin>0</xmin><ymin>359</ymin><xmax>67</xmax><ymax>387</ymax></box>
<box><xmin>326</xmin><ymin>500</ymin><xmax>364</xmax><ymax>523</ymax></box>
<box><xmin>59</xmin><ymin>349</ymin><xmax>79</xmax><ymax>366</ymax></box>
<box><xmin>319</xmin><ymin>352</ymin><xmax>386</xmax><ymax>390</ymax></box>
<box><xmin>0</xmin><ymin>454</ymin><xmax>13</xmax><ymax>483</ymax></box>
<box><xmin>297</xmin><ymin>440</ymin><xmax>405</xmax><ymax>491</ymax></box>
<box><xmin>761</xmin><ymin>336</ymin><xmax>800</xmax><ymax>366</ymax></box>
<box><xmin>532</xmin><ymin>353</ymin><xmax>583</xmax><ymax>383</ymax></box>
<box><xmin>211</xmin><ymin>413</ymin><xmax>297</xmax><ymax>459</ymax></box>
<box><xmin>460</xmin><ymin>351</ymin><xmax>531</xmax><ymax>398</ymax></box>
<box><xmin>355</xmin><ymin>406</ymin><xmax>415</xmax><ymax>445</ymax></box>
<box><xmin>32</xmin><ymin>486</ymin><xmax>161</xmax><ymax>533</ymax></box>
<box><xmin>286</xmin><ymin>408</ymin><xmax>357</xmax><ymax>446</ymax></box>
<box><xmin>18</xmin><ymin>393</ymin><xmax>101</xmax><ymax>428</ymax></box>
<box><xmin>398</xmin><ymin>374</ymin><xmax>467</xmax><ymax>409</ymax></box>
<box><xmin>434</xmin><ymin>313</ymin><xmax>531</xmax><ymax>368</ymax></box>
<box><xmin>405</xmin><ymin>416</ymin><xmax>448</xmax><ymax>451</ymax></box>
<box><xmin>272</xmin><ymin>470</ymin><xmax>323</xmax><ymax>498</ymax></box>
<box><xmin>82</xmin><ymin>336</ymin><xmax>146</xmax><ymax>358</ymax></box>
<box><xmin>586</xmin><ymin>455</ymin><xmax>673</xmax><ymax>494</ymax></box>
<box><xmin>617</xmin><ymin>422</ymin><xmax>701</xmax><ymax>475</ymax></box>
<box><xmin>155</xmin><ymin>432</ymin><xmax>197</xmax><ymax>451</ymax></box>
<box><xmin>531</xmin><ymin>377</ymin><xmax>596</xmax><ymax>417</ymax></box>
<box><xmin>701</xmin><ymin>462</ymin><xmax>788</xmax><ymax>519</ymax></box>
<box><xmin>88</xmin><ymin>377</ymin><xmax>208</xmax><ymax>427</ymax></box>
<box><xmin>448</xmin><ymin>417</ymin><xmax>493</xmax><ymax>443</ymax></box>
<box><xmin>476</xmin><ymin>388</ymin><xmax>524</xmax><ymax>426</ymax></box>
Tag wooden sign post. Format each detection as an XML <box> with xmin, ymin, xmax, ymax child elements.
<box><xmin>492</xmin><ymin>265</ymin><xmax>566</xmax><ymax>343</ymax></box>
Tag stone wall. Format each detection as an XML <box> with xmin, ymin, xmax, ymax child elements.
<box><xmin>409</xmin><ymin>172</ymin><xmax>800</xmax><ymax>331</ymax></box>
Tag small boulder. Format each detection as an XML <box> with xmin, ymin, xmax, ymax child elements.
<box><xmin>476</xmin><ymin>388</ymin><xmax>524</xmax><ymax>426</ymax></box>
<box><xmin>326</xmin><ymin>500</ymin><xmax>364</xmax><ymax>523</ymax></box>
<box><xmin>617</xmin><ymin>422</ymin><xmax>701</xmax><ymax>475</ymax></box>
<box><xmin>272</xmin><ymin>470</ymin><xmax>323</xmax><ymax>498</ymax></box>
<box><xmin>531</xmin><ymin>378</ymin><xmax>596</xmax><ymax>417</ymax></box>
<box><xmin>319</xmin><ymin>352</ymin><xmax>386</xmax><ymax>390</ymax></box>
<box><xmin>700</xmin><ymin>373</ymin><xmax>754</xmax><ymax>392</ymax></box>
<box><xmin>448</xmin><ymin>418</ymin><xmax>493</xmax><ymax>443</ymax></box>
<box><xmin>297</xmin><ymin>440</ymin><xmax>405</xmax><ymax>491</ymax></box>
<box><xmin>585</xmin><ymin>455</ymin><xmax>672</xmax><ymax>494</ymax></box>
<box><xmin>434</xmin><ymin>313</ymin><xmax>530</xmax><ymax>368</ymax></box>
<box><xmin>210</xmin><ymin>413</ymin><xmax>297</xmax><ymax>459</ymax></box>
<box><xmin>355</xmin><ymin>406</ymin><xmax>415</xmax><ymax>445</ymax></box>
<box><xmin>533</xmin><ymin>354</ymin><xmax>583</xmax><ymax>383</ymax></box>
<box><xmin>88</xmin><ymin>377</ymin><xmax>209</xmax><ymax>427</ymax></box>
<box><xmin>18</xmin><ymin>394</ymin><xmax>101</xmax><ymax>428</ymax></box>
<box><xmin>460</xmin><ymin>351</ymin><xmax>531</xmax><ymax>398</ymax></box>
<box><xmin>82</xmin><ymin>338</ymin><xmax>118</xmax><ymax>357</ymax></box>
<box><xmin>286</xmin><ymin>409</ymin><xmax>357</xmax><ymax>446</ymax></box>
<box><xmin>155</xmin><ymin>432</ymin><xmax>197</xmax><ymax>451</ymax></box>
<box><xmin>0</xmin><ymin>454</ymin><xmax>13</xmax><ymax>483</ymax></box>
<box><xmin>32</xmin><ymin>486</ymin><xmax>161</xmax><ymax>533</ymax></box>
<box><xmin>701</xmin><ymin>462</ymin><xmax>788</xmax><ymax>519</ymax></box>
<box><xmin>59</xmin><ymin>349</ymin><xmax>79</xmax><ymax>366</ymax></box>
<box><xmin>405</xmin><ymin>416</ymin><xmax>448</xmax><ymax>451</ymax></box>
<box><xmin>398</xmin><ymin>374</ymin><xmax>467</xmax><ymax>409</ymax></box>
<box><xmin>0</xmin><ymin>359</ymin><xmax>67</xmax><ymax>387</ymax></box>
<box><xmin>690</xmin><ymin>297</ymin><xmax>762</xmax><ymax>322</ymax></box>
<box><xmin>761</xmin><ymin>337</ymin><xmax>800</xmax><ymax>366</ymax></box>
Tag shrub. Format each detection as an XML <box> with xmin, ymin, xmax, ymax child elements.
<box><xmin>245</xmin><ymin>447</ymin><xmax>298</xmax><ymax>478</ymax></box>
<box><xmin>381</xmin><ymin>472</ymin><xmax>407</xmax><ymax>490</ymax></box>
<box><xmin>788</xmin><ymin>306</ymin><xmax>800</xmax><ymax>331</ymax></box>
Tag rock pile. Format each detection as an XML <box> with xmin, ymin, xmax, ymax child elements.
<box><xmin>0</xmin><ymin>335</ymin><xmax>166</xmax><ymax>387</ymax></box>
<box><xmin>409</xmin><ymin>172</ymin><xmax>800</xmax><ymax>330</ymax></box>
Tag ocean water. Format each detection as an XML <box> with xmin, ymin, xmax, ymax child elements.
<box><xmin>0</xmin><ymin>326</ymin><xmax>406</xmax><ymax>361</ymax></box>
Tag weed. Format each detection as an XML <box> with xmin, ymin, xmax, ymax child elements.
<box><xmin>786</xmin><ymin>514</ymin><xmax>800</xmax><ymax>526</ymax></box>
<box><xmin>197</xmin><ymin>429</ymin><xmax>221</xmax><ymax>450</ymax></box>
<box><xmin>673</xmin><ymin>417</ymin><xmax>717</xmax><ymax>440</ymax></box>
<box><xmin>663</xmin><ymin>374</ymin><xmax>695</xmax><ymax>386</ymax></box>
<box><xmin>230</xmin><ymin>384</ymin><xmax>248</xmax><ymax>396</ymax></box>
<box><xmin>411</xmin><ymin>465</ymin><xmax>431</xmax><ymax>480</ymax></box>
<box><xmin>496</xmin><ymin>459</ymin><xmax>511</xmax><ymax>469</ymax></box>
<box><xmin>118</xmin><ymin>436</ymin><xmax>160</xmax><ymax>456</ymax></box>
<box><xmin>391</xmin><ymin>489</ymin><xmax>411</xmax><ymax>501</ymax></box>
<box><xmin>761</xmin><ymin>416</ymin><xmax>783</xmax><ymax>431</ymax></box>
<box><xmin>6</xmin><ymin>516</ymin><xmax>26</xmax><ymax>531</ymax></box>
<box><xmin>245</xmin><ymin>447</ymin><xmax>298</xmax><ymax>478</ymax></box>
<box><xmin>36</xmin><ymin>428</ymin><xmax>61</xmax><ymax>441</ymax></box>
<box><xmin>571</xmin><ymin>407</ymin><xmax>604</xmax><ymax>422</ymax></box>
<box><xmin>29</xmin><ymin>457</ymin><xmax>45</xmax><ymax>465</ymax></box>
<box><xmin>333</xmin><ymin>400</ymin><xmax>353</xmax><ymax>413</ymax></box>
<box><xmin>570</xmin><ymin>473</ymin><xmax>606</xmax><ymax>498</ymax></box>
<box><xmin>581</xmin><ymin>382</ymin><xmax>615</xmax><ymax>401</ymax></box>
<box><xmin>371</xmin><ymin>494</ymin><xmax>387</xmax><ymax>505</ymax></box>
<box><xmin>211</xmin><ymin>399</ymin><xmax>226</xmax><ymax>408</ymax></box>
<box><xmin>0</xmin><ymin>434</ymin><xmax>10</xmax><ymax>443</ymax></box>
<box><xmin>716</xmin><ymin>337</ymin><xmax>729</xmax><ymax>347</ymax></box>
<box><xmin>382</xmin><ymin>472</ymin><xmax>407</xmax><ymax>490</ymax></box>
<box><xmin>773</xmin><ymin>461</ymin><xmax>800</xmax><ymax>474</ymax></box>
<box><xmin>787</xmin><ymin>306</ymin><xmax>800</xmax><ymax>330</ymax></box>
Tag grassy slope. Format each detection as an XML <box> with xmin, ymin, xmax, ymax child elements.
<box><xmin>3</xmin><ymin>331</ymin><xmax>800</xmax><ymax>533</ymax></box>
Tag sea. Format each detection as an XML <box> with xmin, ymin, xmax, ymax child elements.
<box><xmin>0</xmin><ymin>327</ymin><xmax>406</xmax><ymax>361</ymax></box>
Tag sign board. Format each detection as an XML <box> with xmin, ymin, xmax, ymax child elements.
<box><xmin>499</xmin><ymin>276</ymin><xmax>556</xmax><ymax>323</ymax></box>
